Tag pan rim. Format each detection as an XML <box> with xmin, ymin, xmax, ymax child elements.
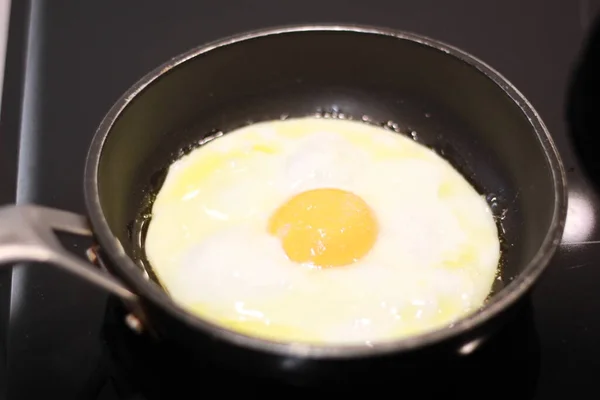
<box><xmin>84</xmin><ymin>23</ymin><xmax>568</xmax><ymax>359</ymax></box>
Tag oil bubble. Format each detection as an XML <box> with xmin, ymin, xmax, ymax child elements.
<box><xmin>383</xmin><ymin>120</ymin><xmax>401</xmax><ymax>132</ymax></box>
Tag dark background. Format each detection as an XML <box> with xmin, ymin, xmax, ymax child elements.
<box><xmin>2</xmin><ymin>0</ymin><xmax>600</xmax><ymax>398</ymax></box>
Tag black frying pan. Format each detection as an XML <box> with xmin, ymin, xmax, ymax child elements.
<box><xmin>0</xmin><ymin>25</ymin><xmax>566</xmax><ymax>386</ymax></box>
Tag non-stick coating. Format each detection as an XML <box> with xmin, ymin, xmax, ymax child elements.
<box><xmin>99</xmin><ymin>29</ymin><xmax>553</xmax><ymax>286</ymax></box>
<box><xmin>85</xmin><ymin>26</ymin><xmax>565</xmax><ymax>383</ymax></box>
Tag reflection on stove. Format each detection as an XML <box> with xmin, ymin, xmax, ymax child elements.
<box><xmin>562</xmin><ymin>189</ymin><xmax>597</xmax><ymax>244</ymax></box>
<box><xmin>457</xmin><ymin>336</ymin><xmax>485</xmax><ymax>355</ymax></box>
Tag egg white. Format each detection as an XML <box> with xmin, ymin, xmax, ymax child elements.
<box><xmin>145</xmin><ymin>117</ymin><xmax>500</xmax><ymax>344</ymax></box>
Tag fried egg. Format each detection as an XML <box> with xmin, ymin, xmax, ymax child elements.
<box><xmin>145</xmin><ymin>117</ymin><xmax>500</xmax><ymax>344</ymax></box>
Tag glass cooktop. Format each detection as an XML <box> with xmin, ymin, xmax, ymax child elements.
<box><xmin>2</xmin><ymin>0</ymin><xmax>600</xmax><ymax>398</ymax></box>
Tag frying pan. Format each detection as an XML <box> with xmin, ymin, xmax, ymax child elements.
<box><xmin>0</xmin><ymin>25</ymin><xmax>566</xmax><ymax>386</ymax></box>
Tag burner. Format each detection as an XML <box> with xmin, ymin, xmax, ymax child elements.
<box><xmin>93</xmin><ymin>296</ymin><xmax>540</xmax><ymax>398</ymax></box>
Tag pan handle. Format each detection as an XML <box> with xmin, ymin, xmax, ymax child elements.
<box><xmin>0</xmin><ymin>204</ymin><xmax>138</xmax><ymax>302</ymax></box>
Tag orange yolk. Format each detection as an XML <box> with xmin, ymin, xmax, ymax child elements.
<box><xmin>268</xmin><ymin>188</ymin><xmax>378</xmax><ymax>268</ymax></box>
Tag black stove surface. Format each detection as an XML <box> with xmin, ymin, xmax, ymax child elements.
<box><xmin>2</xmin><ymin>1</ymin><xmax>600</xmax><ymax>399</ymax></box>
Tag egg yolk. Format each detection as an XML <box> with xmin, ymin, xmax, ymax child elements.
<box><xmin>268</xmin><ymin>188</ymin><xmax>378</xmax><ymax>267</ymax></box>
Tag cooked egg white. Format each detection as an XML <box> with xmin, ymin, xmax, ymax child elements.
<box><xmin>145</xmin><ymin>117</ymin><xmax>500</xmax><ymax>344</ymax></box>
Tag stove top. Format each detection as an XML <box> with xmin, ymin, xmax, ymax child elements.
<box><xmin>94</xmin><ymin>297</ymin><xmax>541</xmax><ymax>399</ymax></box>
<box><xmin>2</xmin><ymin>0</ymin><xmax>600</xmax><ymax>398</ymax></box>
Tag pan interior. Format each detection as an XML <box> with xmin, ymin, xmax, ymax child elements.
<box><xmin>96</xmin><ymin>30</ymin><xmax>556</xmax><ymax>309</ymax></box>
